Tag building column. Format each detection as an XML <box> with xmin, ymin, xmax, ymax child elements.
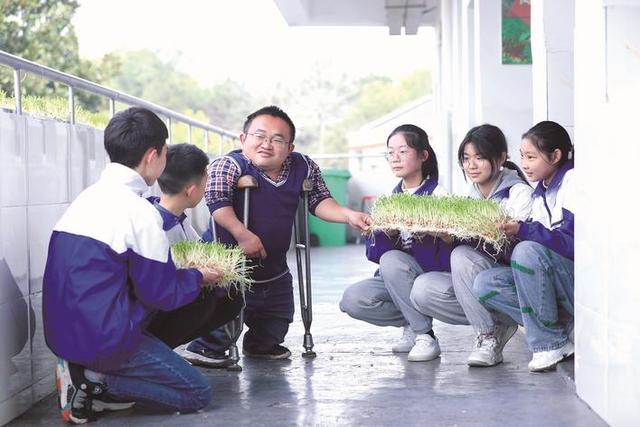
<box><xmin>530</xmin><ymin>0</ymin><xmax>575</xmax><ymax>133</ymax></box>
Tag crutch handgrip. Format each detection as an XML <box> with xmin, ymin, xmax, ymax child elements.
<box><xmin>302</xmin><ymin>178</ymin><xmax>313</xmax><ymax>192</ymax></box>
<box><xmin>237</xmin><ymin>175</ymin><xmax>259</xmax><ymax>190</ymax></box>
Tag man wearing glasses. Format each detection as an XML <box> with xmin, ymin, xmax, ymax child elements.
<box><xmin>181</xmin><ymin>105</ymin><xmax>371</xmax><ymax>364</ymax></box>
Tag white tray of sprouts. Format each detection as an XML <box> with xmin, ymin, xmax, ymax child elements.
<box><xmin>171</xmin><ymin>241</ymin><xmax>252</xmax><ymax>291</ymax></box>
<box><xmin>369</xmin><ymin>194</ymin><xmax>511</xmax><ymax>253</ymax></box>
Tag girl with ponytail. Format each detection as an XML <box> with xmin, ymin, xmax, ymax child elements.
<box><xmin>410</xmin><ymin>124</ymin><xmax>533</xmax><ymax>367</ymax></box>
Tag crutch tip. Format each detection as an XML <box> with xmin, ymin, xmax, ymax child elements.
<box><xmin>301</xmin><ymin>351</ymin><xmax>317</xmax><ymax>358</ymax></box>
<box><xmin>226</xmin><ymin>363</ymin><xmax>243</xmax><ymax>372</ymax></box>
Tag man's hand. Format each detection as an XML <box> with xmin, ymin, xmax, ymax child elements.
<box><xmin>499</xmin><ymin>221</ymin><xmax>521</xmax><ymax>238</ymax></box>
<box><xmin>236</xmin><ymin>229</ymin><xmax>267</xmax><ymax>259</ymax></box>
<box><xmin>346</xmin><ymin>210</ymin><xmax>372</xmax><ymax>232</ymax></box>
<box><xmin>199</xmin><ymin>268</ymin><xmax>222</xmax><ymax>286</ymax></box>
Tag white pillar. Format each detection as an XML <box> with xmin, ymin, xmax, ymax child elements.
<box><xmin>530</xmin><ymin>0</ymin><xmax>575</xmax><ymax>133</ymax></box>
<box><xmin>574</xmin><ymin>1</ymin><xmax>640</xmax><ymax>426</ymax></box>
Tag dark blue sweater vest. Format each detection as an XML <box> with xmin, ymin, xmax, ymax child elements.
<box><xmin>213</xmin><ymin>150</ymin><xmax>310</xmax><ymax>282</ymax></box>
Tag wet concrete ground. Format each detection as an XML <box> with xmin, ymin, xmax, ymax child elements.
<box><xmin>11</xmin><ymin>245</ymin><xmax>605</xmax><ymax>426</ymax></box>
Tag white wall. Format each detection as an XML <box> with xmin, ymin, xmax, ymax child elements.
<box><xmin>530</xmin><ymin>0</ymin><xmax>575</xmax><ymax>135</ymax></box>
<box><xmin>574</xmin><ymin>1</ymin><xmax>640</xmax><ymax>426</ymax></box>
<box><xmin>437</xmin><ymin>0</ymin><xmax>533</xmax><ymax>195</ymax></box>
<box><xmin>0</xmin><ymin>112</ymin><xmax>108</xmax><ymax>424</ymax></box>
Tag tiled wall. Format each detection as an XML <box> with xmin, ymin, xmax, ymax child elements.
<box><xmin>574</xmin><ymin>2</ymin><xmax>640</xmax><ymax>426</ymax></box>
<box><xmin>0</xmin><ymin>111</ymin><xmax>106</xmax><ymax>425</ymax></box>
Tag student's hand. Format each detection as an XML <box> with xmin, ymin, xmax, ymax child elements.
<box><xmin>499</xmin><ymin>221</ymin><xmax>520</xmax><ymax>238</ymax></box>
<box><xmin>237</xmin><ymin>229</ymin><xmax>268</xmax><ymax>259</ymax></box>
<box><xmin>199</xmin><ymin>268</ymin><xmax>222</xmax><ymax>286</ymax></box>
<box><xmin>346</xmin><ymin>210</ymin><xmax>372</xmax><ymax>232</ymax></box>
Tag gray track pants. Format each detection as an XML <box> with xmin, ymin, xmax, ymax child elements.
<box><xmin>410</xmin><ymin>245</ymin><xmax>514</xmax><ymax>333</ymax></box>
<box><xmin>339</xmin><ymin>250</ymin><xmax>435</xmax><ymax>334</ymax></box>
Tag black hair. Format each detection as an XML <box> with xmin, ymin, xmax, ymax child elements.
<box><xmin>458</xmin><ymin>124</ymin><xmax>528</xmax><ymax>183</ymax></box>
<box><xmin>387</xmin><ymin>124</ymin><xmax>439</xmax><ymax>181</ymax></box>
<box><xmin>243</xmin><ymin>105</ymin><xmax>296</xmax><ymax>143</ymax></box>
<box><xmin>104</xmin><ymin>107</ymin><xmax>168</xmax><ymax>168</ymax></box>
<box><xmin>157</xmin><ymin>143</ymin><xmax>210</xmax><ymax>195</ymax></box>
<box><xmin>522</xmin><ymin>121</ymin><xmax>574</xmax><ymax>164</ymax></box>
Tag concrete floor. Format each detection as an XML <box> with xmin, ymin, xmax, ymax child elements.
<box><xmin>11</xmin><ymin>245</ymin><xmax>606</xmax><ymax>427</ymax></box>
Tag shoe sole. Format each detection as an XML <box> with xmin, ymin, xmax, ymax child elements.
<box><xmin>529</xmin><ymin>349</ymin><xmax>575</xmax><ymax>372</ymax></box>
<box><xmin>242</xmin><ymin>350</ymin><xmax>291</xmax><ymax>360</ymax></box>
<box><xmin>467</xmin><ymin>357</ymin><xmax>502</xmax><ymax>367</ymax></box>
<box><xmin>92</xmin><ymin>400</ymin><xmax>136</xmax><ymax>412</ymax></box>
<box><xmin>407</xmin><ymin>350</ymin><xmax>441</xmax><ymax>362</ymax></box>
<box><xmin>183</xmin><ymin>356</ymin><xmax>235</xmax><ymax>369</ymax></box>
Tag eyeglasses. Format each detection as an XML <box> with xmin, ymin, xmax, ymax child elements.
<box><xmin>247</xmin><ymin>132</ymin><xmax>289</xmax><ymax>147</ymax></box>
<box><xmin>461</xmin><ymin>156</ymin><xmax>487</xmax><ymax>166</ymax></box>
<box><xmin>385</xmin><ymin>150</ymin><xmax>411</xmax><ymax>161</ymax></box>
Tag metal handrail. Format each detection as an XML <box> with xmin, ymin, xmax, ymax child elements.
<box><xmin>0</xmin><ymin>49</ymin><xmax>238</xmax><ymax>146</ymax></box>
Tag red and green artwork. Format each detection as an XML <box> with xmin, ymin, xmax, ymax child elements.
<box><xmin>502</xmin><ymin>0</ymin><xmax>531</xmax><ymax>64</ymax></box>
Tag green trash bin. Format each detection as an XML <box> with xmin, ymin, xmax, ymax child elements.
<box><xmin>308</xmin><ymin>168</ymin><xmax>351</xmax><ymax>246</ymax></box>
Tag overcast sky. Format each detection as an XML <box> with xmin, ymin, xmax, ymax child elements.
<box><xmin>73</xmin><ymin>0</ymin><xmax>435</xmax><ymax>92</ymax></box>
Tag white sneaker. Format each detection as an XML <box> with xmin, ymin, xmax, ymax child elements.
<box><xmin>468</xmin><ymin>323</ymin><xmax>518</xmax><ymax>367</ymax></box>
<box><xmin>528</xmin><ymin>341</ymin><xmax>575</xmax><ymax>372</ymax></box>
<box><xmin>407</xmin><ymin>334</ymin><xmax>441</xmax><ymax>362</ymax></box>
<box><xmin>392</xmin><ymin>326</ymin><xmax>416</xmax><ymax>353</ymax></box>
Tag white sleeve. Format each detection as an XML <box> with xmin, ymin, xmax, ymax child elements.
<box><xmin>432</xmin><ymin>184</ymin><xmax>449</xmax><ymax>196</ymax></box>
<box><xmin>505</xmin><ymin>183</ymin><xmax>534</xmax><ymax>220</ymax></box>
<box><xmin>559</xmin><ymin>169</ymin><xmax>576</xmax><ymax>214</ymax></box>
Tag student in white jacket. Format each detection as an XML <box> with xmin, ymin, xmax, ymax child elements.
<box><xmin>410</xmin><ymin>124</ymin><xmax>533</xmax><ymax>367</ymax></box>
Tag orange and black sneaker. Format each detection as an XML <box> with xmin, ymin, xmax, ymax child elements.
<box><xmin>56</xmin><ymin>358</ymin><xmax>94</xmax><ymax>424</ymax></box>
<box><xmin>56</xmin><ymin>358</ymin><xmax>135</xmax><ymax>424</ymax></box>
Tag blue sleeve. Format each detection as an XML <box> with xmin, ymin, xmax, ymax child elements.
<box><xmin>517</xmin><ymin>208</ymin><xmax>574</xmax><ymax>260</ymax></box>
<box><xmin>129</xmin><ymin>251</ymin><xmax>202</xmax><ymax>311</ymax></box>
<box><xmin>365</xmin><ymin>231</ymin><xmax>400</xmax><ymax>264</ymax></box>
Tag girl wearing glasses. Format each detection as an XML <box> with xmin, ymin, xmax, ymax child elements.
<box><xmin>340</xmin><ymin>124</ymin><xmax>451</xmax><ymax>362</ymax></box>
<box><xmin>410</xmin><ymin>124</ymin><xmax>533</xmax><ymax>367</ymax></box>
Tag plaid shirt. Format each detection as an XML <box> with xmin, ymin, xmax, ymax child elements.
<box><xmin>205</xmin><ymin>152</ymin><xmax>332</xmax><ymax>213</ymax></box>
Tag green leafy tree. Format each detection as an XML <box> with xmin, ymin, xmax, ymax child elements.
<box><xmin>0</xmin><ymin>0</ymin><xmax>116</xmax><ymax>111</ymax></box>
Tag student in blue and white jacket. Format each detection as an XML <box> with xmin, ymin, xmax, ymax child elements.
<box><xmin>340</xmin><ymin>124</ymin><xmax>452</xmax><ymax>362</ymax></box>
<box><xmin>474</xmin><ymin>121</ymin><xmax>575</xmax><ymax>372</ymax></box>
<box><xmin>43</xmin><ymin>108</ymin><xmax>220</xmax><ymax>424</ymax></box>
<box><xmin>146</xmin><ymin>143</ymin><xmax>242</xmax><ymax>369</ymax></box>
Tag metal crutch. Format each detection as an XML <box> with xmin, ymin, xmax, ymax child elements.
<box><xmin>293</xmin><ymin>178</ymin><xmax>316</xmax><ymax>358</ymax></box>
<box><xmin>224</xmin><ymin>174</ymin><xmax>259</xmax><ymax>371</ymax></box>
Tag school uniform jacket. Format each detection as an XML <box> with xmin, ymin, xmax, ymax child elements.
<box><xmin>148</xmin><ymin>196</ymin><xmax>200</xmax><ymax>244</ymax></box>
<box><xmin>43</xmin><ymin>163</ymin><xmax>203</xmax><ymax>371</ymax></box>
<box><xmin>517</xmin><ymin>161</ymin><xmax>574</xmax><ymax>260</ymax></box>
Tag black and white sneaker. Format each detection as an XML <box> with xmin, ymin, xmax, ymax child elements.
<box><xmin>56</xmin><ymin>358</ymin><xmax>134</xmax><ymax>424</ymax></box>
<box><xmin>180</xmin><ymin>348</ymin><xmax>234</xmax><ymax>369</ymax></box>
<box><xmin>243</xmin><ymin>345</ymin><xmax>291</xmax><ymax>360</ymax></box>
<box><xmin>56</xmin><ymin>358</ymin><xmax>96</xmax><ymax>424</ymax></box>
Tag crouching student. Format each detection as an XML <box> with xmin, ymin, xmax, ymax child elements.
<box><xmin>474</xmin><ymin>121</ymin><xmax>575</xmax><ymax>372</ymax></box>
<box><xmin>186</xmin><ymin>105</ymin><xmax>371</xmax><ymax>362</ymax></box>
<box><xmin>43</xmin><ymin>108</ymin><xmax>220</xmax><ymax>424</ymax></box>
<box><xmin>410</xmin><ymin>124</ymin><xmax>533</xmax><ymax>367</ymax></box>
<box><xmin>340</xmin><ymin>124</ymin><xmax>452</xmax><ymax>362</ymax></box>
<box><xmin>145</xmin><ymin>143</ymin><xmax>243</xmax><ymax>369</ymax></box>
